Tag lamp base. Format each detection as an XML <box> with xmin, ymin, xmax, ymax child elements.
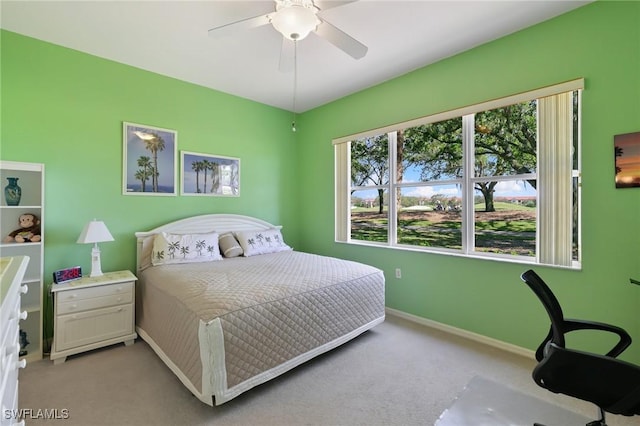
<box><xmin>90</xmin><ymin>244</ymin><xmax>104</xmax><ymax>277</ymax></box>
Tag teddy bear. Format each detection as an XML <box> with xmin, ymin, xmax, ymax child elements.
<box><xmin>4</xmin><ymin>213</ymin><xmax>41</xmax><ymax>243</ymax></box>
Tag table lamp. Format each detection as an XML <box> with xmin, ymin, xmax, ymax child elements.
<box><xmin>77</xmin><ymin>219</ymin><xmax>114</xmax><ymax>277</ymax></box>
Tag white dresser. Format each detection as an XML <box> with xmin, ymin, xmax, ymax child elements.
<box><xmin>50</xmin><ymin>270</ymin><xmax>137</xmax><ymax>365</ymax></box>
<box><xmin>0</xmin><ymin>256</ymin><xmax>29</xmax><ymax>426</ymax></box>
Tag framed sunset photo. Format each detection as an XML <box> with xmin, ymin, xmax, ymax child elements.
<box><xmin>123</xmin><ymin>122</ymin><xmax>177</xmax><ymax>196</ymax></box>
<box><xmin>614</xmin><ymin>131</ymin><xmax>640</xmax><ymax>188</ymax></box>
<box><xmin>181</xmin><ymin>151</ymin><xmax>240</xmax><ymax>196</ymax></box>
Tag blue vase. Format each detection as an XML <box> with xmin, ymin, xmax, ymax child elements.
<box><xmin>4</xmin><ymin>177</ymin><xmax>22</xmax><ymax>206</ymax></box>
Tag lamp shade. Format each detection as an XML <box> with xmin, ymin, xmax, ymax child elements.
<box><xmin>271</xmin><ymin>5</ymin><xmax>319</xmax><ymax>40</ymax></box>
<box><xmin>77</xmin><ymin>220</ymin><xmax>114</xmax><ymax>244</ymax></box>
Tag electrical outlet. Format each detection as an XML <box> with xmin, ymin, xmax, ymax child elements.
<box><xmin>395</xmin><ymin>268</ymin><xmax>402</xmax><ymax>279</ymax></box>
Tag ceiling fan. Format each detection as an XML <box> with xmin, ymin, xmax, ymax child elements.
<box><xmin>208</xmin><ymin>0</ymin><xmax>368</xmax><ymax>71</ymax></box>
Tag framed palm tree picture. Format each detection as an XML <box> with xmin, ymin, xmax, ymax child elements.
<box><xmin>181</xmin><ymin>151</ymin><xmax>240</xmax><ymax>196</ymax></box>
<box><xmin>123</xmin><ymin>122</ymin><xmax>177</xmax><ymax>195</ymax></box>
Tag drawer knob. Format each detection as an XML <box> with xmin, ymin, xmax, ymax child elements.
<box><xmin>19</xmin><ymin>311</ymin><xmax>28</xmax><ymax>320</ymax></box>
<box><xmin>17</xmin><ymin>358</ymin><xmax>27</xmax><ymax>369</ymax></box>
<box><xmin>20</xmin><ymin>285</ymin><xmax>28</xmax><ymax>294</ymax></box>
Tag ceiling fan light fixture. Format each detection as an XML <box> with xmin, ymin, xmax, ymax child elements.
<box><xmin>271</xmin><ymin>4</ymin><xmax>319</xmax><ymax>41</ymax></box>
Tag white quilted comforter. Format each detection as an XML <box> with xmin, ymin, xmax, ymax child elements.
<box><xmin>136</xmin><ymin>251</ymin><xmax>385</xmax><ymax>405</ymax></box>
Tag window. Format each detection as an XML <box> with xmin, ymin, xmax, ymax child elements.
<box><xmin>335</xmin><ymin>79</ymin><xmax>582</xmax><ymax>268</ymax></box>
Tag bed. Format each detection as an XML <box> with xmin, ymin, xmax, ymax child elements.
<box><xmin>134</xmin><ymin>214</ymin><xmax>385</xmax><ymax>406</ymax></box>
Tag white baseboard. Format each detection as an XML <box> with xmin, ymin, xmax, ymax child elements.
<box><xmin>385</xmin><ymin>307</ymin><xmax>535</xmax><ymax>360</ymax></box>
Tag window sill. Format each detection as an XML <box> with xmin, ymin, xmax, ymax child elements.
<box><xmin>336</xmin><ymin>239</ymin><xmax>581</xmax><ymax>270</ymax></box>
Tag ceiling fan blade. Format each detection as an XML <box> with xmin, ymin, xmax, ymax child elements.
<box><xmin>208</xmin><ymin>13</ymin><xmax>271</xmax><ymax>39</ymax></box>
<box><xmin>315</xmin><ymin>20</ymin><xmax>368</xmax><ymax>59</ymax></box>
<box><xmin>279</xmin><ymin>38</ymin><xmax>295</xmax><ymax>73</ymax></box>
<box><xmin>314</xmin><ymin>1</ymin><xmax>358</xmax><ymax>12</ymax></box>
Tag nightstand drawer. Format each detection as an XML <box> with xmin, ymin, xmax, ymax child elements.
<box><xmin>57</xmin><ymin>292</ymin><xmax>133</xmax><ymax>315</ymax></box>
<box><xmin>56</xmin><ymin>281</ymin><xmax>133</xmax><ymax>303</ymax></box>
<box><xmin>54</xmin><ymin>304</ymin><xmax>134</xmax><ymax>352</ymax></box>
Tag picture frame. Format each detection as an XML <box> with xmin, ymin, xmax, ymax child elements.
<box><xmin>614</xmin><ymin>131</ymin><xmax>640</xmax><ymax>188</ymax></box>
<box><xmin>123</xmin><ymin>122</ymin><xmax>177</xmax><ymax>195</ymax></box>
<box><xmin>181</xmin><ymin>151</ymin><xmax>240</xmax><ymax>196</ymax></box>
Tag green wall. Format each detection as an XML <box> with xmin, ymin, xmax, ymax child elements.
<box><xmin>1</xmin><ymin>30</ymin><xmax>299</xmax><ymax>275</ymax></box>
<box><xmin>296</xmin><ymin>1</ymin><xmax>640</xmax><ymax>362</ymax></box>
<box><xmin>2</xmin><ymin>1</ymin><xmax>639</xmax><ymax>362</ymax></box>
<box><xmin>1</xmin><ymin>30</ymin><xmax>299</xmax><ymax>347</ymax></box>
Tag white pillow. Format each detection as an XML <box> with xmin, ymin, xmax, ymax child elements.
<box><xmin>151</xmin><ymin>232</ymin><xmax>222</xmax><ymax>266</ymax></box>
<box><xmin>235</xmin><ymin>228</ymin><xmax>292</xmax><ymax>257</ymax></box>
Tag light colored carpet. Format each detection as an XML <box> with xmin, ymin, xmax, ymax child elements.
<box><xmin>18</xmin><ymin>314</ymin><xmax>638</xmax><ymax>425</ymax></box>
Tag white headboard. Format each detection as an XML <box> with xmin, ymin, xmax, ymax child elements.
<box><xmin>135</xmin><ymin>214</ymin><xmax>280</xmax><ymax>273</ymax></box>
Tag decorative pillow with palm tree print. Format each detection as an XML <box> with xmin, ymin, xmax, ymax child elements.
<box><xmin>151</xmin><ymin>232</ymin><xmax>222</xmax><ymax>266</ymax></box>
<box><xmin>235</xmin><ymin>228</ymin><xmax>292</xmax><ymax>257</ymax></box>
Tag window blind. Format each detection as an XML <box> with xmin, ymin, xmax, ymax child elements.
<box><xmin>538</xmin><ymin>91</ymin><xmax>574</xmax><ymax>266</ymax></box>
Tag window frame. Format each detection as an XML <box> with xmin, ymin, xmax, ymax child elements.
<box><xmin>335</xmin><ymin>79</ymin><xmax>583</xmax><ymax>269</ymax></box>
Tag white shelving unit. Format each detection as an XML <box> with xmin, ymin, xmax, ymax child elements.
<box><xmin>0</xmin><ymin>161</ymin><xmax>44</xmax><ymax>362</ymax></box>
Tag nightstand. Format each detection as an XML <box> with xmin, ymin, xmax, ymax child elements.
<box><xmin>50</xmin><ymin>270</ymin><xmax>137</xmax><ymax>365</ymax></box>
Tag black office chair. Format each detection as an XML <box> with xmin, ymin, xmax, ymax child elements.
<box><xmin>520</xmin><ymin>269</ymin><xmax>640</xmax><ymax>426</ymax></box>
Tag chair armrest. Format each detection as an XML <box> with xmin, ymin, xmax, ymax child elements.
<box><xmin>563</xmin><ymin>318</ymin><xmax>632</xmax><ymax>358</ymax></box>
<box><xmin>535</xmin><ymin>328</ymin><xmax>553</xmax><ymax>361</ymax></box>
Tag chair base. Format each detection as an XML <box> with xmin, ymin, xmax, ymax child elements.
<box><xmin>534</xmin><ymin>422</ymin><xmax>605</xmax><ymax>426</ymax></box>
<box><xmin>533</xmin><ymin>407</ymin><xmax>607</xmax><ymax>426</ymax></box>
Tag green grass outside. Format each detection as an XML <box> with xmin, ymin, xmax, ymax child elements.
<box><xmin>351</xmin><ymin>202</ymin><xmax>536</xmax><ymax>255</ymax></box>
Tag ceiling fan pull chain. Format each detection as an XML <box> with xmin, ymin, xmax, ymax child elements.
<box><xmin>292</xmin><ymin>39</ymin><xmax>298</xmax><ymax>132</ymax></box>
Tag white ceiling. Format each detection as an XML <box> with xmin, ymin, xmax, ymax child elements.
<box><xmin>1</xmin><ymin>0</ymin><xmax>591</xmax><ymax>112</ymax></box>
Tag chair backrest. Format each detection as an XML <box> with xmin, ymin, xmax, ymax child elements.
<box><xmin>521</xmin><ymin>269</ymin><xmax>640</xmax><ymax>419</ymax></box>
<box><xmin>520</xmin><ymin>269</ymin><xmax>566</xmax><ymax>348</ymax></box>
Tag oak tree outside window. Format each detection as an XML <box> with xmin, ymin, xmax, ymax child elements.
<box><xmin>335</xmin><ymin>80</ymin><xmax>582</xmax><ymax>268</ymax></box>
